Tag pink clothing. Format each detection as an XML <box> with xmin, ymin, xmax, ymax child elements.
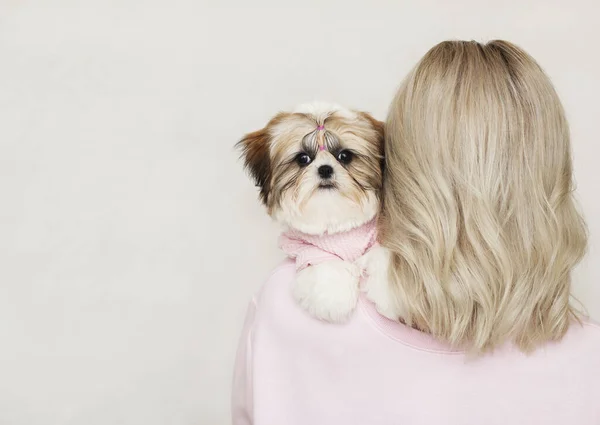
<box><xmin>278</xmin><ymin>219</ymin><xmax>377</xmax><ymax>271</ymax></box>
<box><xmin>232</xmin><ymin>260</ymin><xmax>600</xmax><ymax>425</ymax></box>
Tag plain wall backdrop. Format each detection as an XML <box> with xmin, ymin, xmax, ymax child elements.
<box><xmin>1</xmin><ymin>1</ymin><xmax>599</xmax><ymax>424</ymax></box>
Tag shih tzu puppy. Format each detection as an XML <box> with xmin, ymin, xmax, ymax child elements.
<box><xmin>237</xmin><ymin>102</ymin><xmax>384</xmax><ymax>322</ymax></box>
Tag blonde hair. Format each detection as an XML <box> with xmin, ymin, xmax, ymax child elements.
<box><xmin>382</xmin><ymin>40</ymin><xmax>587</xmax><ymax>352</ymax></box>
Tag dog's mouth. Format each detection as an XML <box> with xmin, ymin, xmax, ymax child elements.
<box><xmin>318</xmin><ymin>182</ymin><xmax>337</xmax><ymax>190</ymax></box>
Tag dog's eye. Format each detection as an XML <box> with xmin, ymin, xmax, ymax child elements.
<box><xmin>337</xmin><ymin>150</ymin><xmax>353</xmax><ymax>165</ymax></box>
<box><xmin>296</xmin><ymin>153</ymin><xmax>312</xmax><ymax>166</ymax></box>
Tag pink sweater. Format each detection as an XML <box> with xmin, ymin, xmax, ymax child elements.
<box><xmin>232</xmin><ymin>260</ymin><xmax>600</xmax><ymax>425</ymax></box>
<box><xmin>278</xmin><ymin>219</ymin><xmax>377</xmax><ymax>270</ymax></box>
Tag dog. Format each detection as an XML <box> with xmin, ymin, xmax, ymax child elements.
<box><xmin>237</xmin><ymin>102</ymin><xmax>385</xmax><ymax>322</ymax></box>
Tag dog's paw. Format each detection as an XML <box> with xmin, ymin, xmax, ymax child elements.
<box><xmin>358</xmin><ymin>245</ymin><xmax>406</xmax><ymax>321</ymax></box>
<box><xmin>293</xmin><ymin>260</ymin><xmax>361</xmax><ymax>323</ymax></box>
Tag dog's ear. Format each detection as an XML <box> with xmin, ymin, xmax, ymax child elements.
<box><xmin>237</xmin><ymin>127</ymin><xmax>272</xmax><ymax>205</ymax></box>
<box><xmin>357</xmin><ymin>112</ymin><xmax>386</xmax><ymax>177</ymax></box>
<box><xmin>358</xmin><ymin>112</ymin><xmax>385</xmax><ymax>153</ymax></box>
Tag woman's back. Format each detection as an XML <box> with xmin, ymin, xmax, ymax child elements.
<box><xmin>233</xmin><ymin>39</ymin><xmax>598</xmax><ymax>424</ymax></box>
<box><xmin>233</xmin><ymin>261</ymin><xmax>600</xmax><ymax>425</ymax></box>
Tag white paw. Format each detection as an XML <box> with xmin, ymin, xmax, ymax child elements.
<box><xmin>293</xmin><ymin>260</ymin><xmax>361</xmax><ymax>323</ymax></box>
<box><xmin>358</xmin><ymin>245</ymin><xmax>406</xmax><ymax>321</ymax></box>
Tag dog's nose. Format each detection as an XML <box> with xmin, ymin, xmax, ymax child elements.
<box><xmin>318</xmin><ymin>165</ymin><xmax>333</xmax><ymax>179</ymax></box>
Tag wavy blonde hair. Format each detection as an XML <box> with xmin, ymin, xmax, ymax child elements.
<box><xmin>382</xmin><ymin>40</ymin><xmax>587</xmax><ymax>352</ymax></box>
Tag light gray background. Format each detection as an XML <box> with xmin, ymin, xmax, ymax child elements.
<box><xmin>1</xmin><ymin>1</ymin><xmax>598</xmax><ymax>424</ymax></box>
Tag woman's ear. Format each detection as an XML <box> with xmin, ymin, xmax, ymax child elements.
<box><xmin>237</xmin><ymin>127</ymin><xmax>272</xmax><ymax>205</ymax></box>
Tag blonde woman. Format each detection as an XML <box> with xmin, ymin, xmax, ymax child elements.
<box><xmin>232</xmin><ymin>40</ymin><xmax>600</xmax><ymax>425</ymax></box>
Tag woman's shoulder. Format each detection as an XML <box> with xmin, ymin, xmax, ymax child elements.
<box><xmin>266</xmin><ymin>259</ymin><xmax>297</xmax><ymax>283</ymax></box>
<box><xmin>575</xmin><ymin>317</ymin><xmax>600</xmax><ymax>344</ymax></box>
<box><xmin>255</xmin><ymin>258</ymin><xmax>295</xmax><ymax>294</ymax></box>
<box><xmin>547</xmin><ymin>317</ymin><xmax>600</xmax><ymax>368</ymax></box>
<box><xmin>249</xmin><ymin>259</ymin><xmax>337</xmax><ymax>341</ymax></box>
<box><xmin>581</xmin><ymin>316</ymin><xmax>600</xmax><ymax>330</ymax></box>
<box><xmin>251</xmin><ymin>259</ymin><xmax>296</xmax><ymax>310</ymax></box>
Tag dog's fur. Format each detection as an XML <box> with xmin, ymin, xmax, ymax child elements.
<box><xmin>238</xmin><ymin>102</ymin><xmax>384</xmax><ymax>321</ymax></box>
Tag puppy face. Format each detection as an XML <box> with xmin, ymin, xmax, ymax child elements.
<box><xmin>238</xmin><ymin>103</ymin><xmax>384</xmax><ymax>234</ymax></box>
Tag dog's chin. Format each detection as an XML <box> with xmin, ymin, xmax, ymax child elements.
<box><xmin>272</xmin><ymin>189</ymin><xmax>378</xmax><ymax>235</ymax></box>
